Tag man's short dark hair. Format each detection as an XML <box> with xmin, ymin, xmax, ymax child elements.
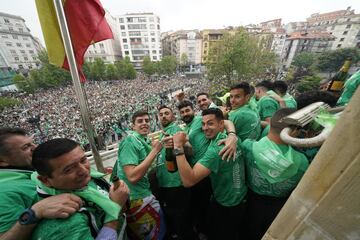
<box><xmin>158</xmin><ymin>105</ymin><xmax>173</xmax><ymax>112</ymax></box>
<box><xmin>196</xmin><ymin>92</ymin><xmax>210</xmax><ymax>98</ymax></box>
<box><xmin>296</xmin><ymin>91</ymin><xmax>338</xmax><ymax>109</ymax></box>
<box><xmin>177</xmin><ymin>100</ymin><xmax>194</xmax><ymax>110</ymax></box>
<box><xmin>256</xmin><ymin>80</ymin><xmax>273</xmax><ymax>91</ymax></box>
<box><xmin>132</xmin><ymin>110</ymin><xmax>149</xmax><ymax>124</ymax></box>
<box><xmin>230</xmin><ymin>82</ymin><xmax>251</xmax><ymax>95</ymax></box>
<box><xmin>273</xmin><ymin>81</ymin><xmax>288</xmax><ymax>95</ymax></box>
<box><xmin>32</xmin><ymin>138</ymin><xmax>80</xmax><ymax>177</ymax></box>
<box><xmin>202</xmin><ymin>108</ymin><xmax>224</xmax><ymax>121</ymax></box>
<box><xmin>0</xmin><ymin>127</ymin><xmax>27</xmax><ymax>157</ymax></box>
<box><xmin>270</xmin><ymin>108</ymin><xmax>297</xmax><ymax>135</ymax></box>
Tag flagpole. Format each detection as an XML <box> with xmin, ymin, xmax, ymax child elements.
<box><xmin>53</xmin><ymin>0</ymin><xmax>105</xmax><ymax>172</ymax></box>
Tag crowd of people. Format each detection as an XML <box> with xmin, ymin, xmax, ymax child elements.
<box><xmin>0</xmin><ymin>69</ymin><xmax>359</xmax><ymax>240</ymax></box>
<box><xmin>0</xmin><ymin>77</ymin><xmax>211</xmax><ymax>148</ymax></box>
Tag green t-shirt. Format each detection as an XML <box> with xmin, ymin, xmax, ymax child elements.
<box><xmin>257</xmin><ymin>95</ymin><xmax>280</xmax><ymax>121</ymax></box>
<box><xmin>185</xmin><ymin>116</ymin><xmax>210</xmax><ymax>166</ymax></box>
<box><xmin>116</xmin><ymin>131</ymin><xmax>153</xmax><ymax>200</ymax></box>
<box><xmin>198</xmin><ymin>132</ymin><xmax>247</xmax><ymax>207</ymax></box>
<box><xmin>229</xmin><ymin>104</ymin><xmax>261</xmax><ymax>141</ymax></box>
<box><xmin>0</xmin><ymin>169</ymin><xmax>37</xmax><ymax>233</ymax></box>
<box><xmin>241</xmin><ymin>137</ymin><xmax>309</xmax><ymax>197</ymax></box>
<box><xmin>283</xmin><ymin>93</ymin><xmax>297</xmax><ymax>109</ymax></box>
<box><xmin>337</xmin><ymin>70</ymin><xmax>360</xmax><ymax>106</ymax></box>
<box><xmin>31</xmin><ymin>178</ymin><xmax>112</xmax><ymax>240</ymax></box>
<box><xmin>260</xmin><ymin>124</ymin><xmax>270</xmax><ymax>139</ymax></box>
<box><xmin>157</xmin><ymin>122</ymin><xmax>183</xmax><ymax>188</ymax></box>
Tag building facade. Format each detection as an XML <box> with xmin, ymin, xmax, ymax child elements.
<box><xmin>84</xmin><ymin>11</ymin><xmax>122</xmax><ymax>63</ymax></box>
<box><xmin>0</xmin><ymin>12</ymin><xmax>42</xmax><ymax>73</ymax></box>
<box><xmin>117</xmin><ymin>13</ymin><xmax>162</xmax><ymax>69</ymax></box>
<box><xmin>161</xmin><ymin>30</ymin><xmax>202</xmax><ymax>65</ymax></box>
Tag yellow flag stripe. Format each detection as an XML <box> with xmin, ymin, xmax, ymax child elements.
<box><xmin>35</xmin><ymin>0</ymin><xmax>66</xmax><ymax>67</ymax></box>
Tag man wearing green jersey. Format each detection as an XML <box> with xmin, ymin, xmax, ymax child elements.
<box><xmin>177</xmin><ymin>100</ymin><xmax>238</xmax><ymax>237</ymax></box>
<box><xmin>0</xmin><ymin>128</ymin><xmax>83</xmax><ymax>240</ymax></box>
<box><xmin>156</xmin><ymin>106</ymin><xmax>196</xmax><ymax>239</ymax></box>
<box><xmin>273</xmin><ymin>81</ymin><xmax>297</xmax><ymax>109</ymax></box>
<box><xmin>115</xmin><ymin>110</ymin><xmax>165</xmax><ymax>240</ymax></box>
<box><xmin>241</xmin><ymin>108</ymin><xmax>309</xmax><ymax>240</ymax></box>
<box><xmin>31</xmin><ymin>138</ymin><xmax>129</xmax><ymax>240</ymax></box>
<box><xmin>229</xmin><ymin>82</ymin><xmax>261</xmax><ymax>141</ymax></box>
<box><xmin>173</xmin><ymin>108</ymin><xmax>247</xmax><ymax>240</ymax></box>
<box><xmin>255</xmin><ymin>80</ymin><xmax>280</xmax><ymax>128</ymax></box>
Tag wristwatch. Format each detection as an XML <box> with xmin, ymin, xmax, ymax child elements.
<box><xmin>173</xmin><ymin>148</ymin><xmax>185</xmax><ymax>156</ymax></box>
<box><xmin>18</xmin><ymin>208</ymin><xmax>40</xmax><ymax>225</ymax></box>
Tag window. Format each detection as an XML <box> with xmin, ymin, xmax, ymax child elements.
<box><xmin>23</xmin><ymin>37</ymin><xmax>28</xmax><ymax>40</ymax></box>
<box><xmin>99</xmin><ymin>43</ymin><xmax>104</xmax><ymax>48</ymax></box>
<box><xmin>127</xmin><ymin>17</ymin><xmax>133</xmax><ymax>23</ymax></box>
<box><xmin>12</xmin><ymin>35</ymin><xmax>18</xmax><ymax>39</ymax></box>
<box><xmin>157</xmin><ymin>25</ymin><xmax>160</xmax><ymax>30</ymax></box>
<box><xmin>6</xmin><ymin>42</ymin><xmax>12</xmax><ymax>47</ymax></box>
<box><xmin>124</xmin><ymin>51</ymin><xmax>129</xmax><ymax>55</ymax></box>
<box><xmin>20</xmin><ymin>50</ymin><xmax>26</xmax><ymax>54</ymax></box>
<box><xmin>24</xmin><ymin>57</ymin><xmax>28</xmax><ymax>61</ymax></box>
<box><xmin>9</xmin><ymin>27</ymin><xmax>14</xmax><ymax>31</ymax></box>
<box><xmin>122</xmin><ymin>39</ymin><xmax>127</xmax><ymax>43</ymax></box>
<box><xmin>150</xmin><ymin>32</ymin><xmax>155</xmax><ymax>36</ymax></box>
<box><xmin>343</xmin><ymin>31</ymin><xmax>348</xmax><ymax>35</ymax></box>
<box><xmin>151</xmin><ymin>38</ymin><xmax>155</xmax><ymax>42</ymax></box>
<box><xmin>121</xmin><ymin>32</ymin><xmax>126</xmax><ymax>37</ymax></box>
<box><xmin>18</xmin><ymin>64</ymin><xmax>23</xmax><ymax>69</ymax></box>
<box><xmin>150</xmin><ymin>24</ymin><xmax>155</xmax><ymax>29</ymax></box>
<box><xmin>128</xmin><ymin>24</ymin><xmax>147</xmax><ymax>30</ymax></box>
<box><xmin>10</xmin><ymin>50</ymin><xmax>16</xmax><ymax>54</ymax></box>
<box><xmin>14</xmin><ymin>57</ymin><xmax>19</xmax><ymax>61</ymax></box>
<box><xmin>153</xmin><ymin>56</ymin><xmax>157</xmax><ymax>60</ymax></box>
<box><xmin>120</xmin><ymin>25</ymin><xmax>125</xmax><ymax>30</ymax></box>
<box><xmin>102</xmin><ymin>57</ymin><xmax>106</xmax><ymax>60</ymax></box>
<box><xmin>19</xmin><ymin>28</ymin><xmax>23</xmax><ymax>32</ymax></box>
<box><xmin>152</xmin><ymin>50</ymin><xmax>156</xmax><ymax>54</ymax></box>
<box><xmin>32</xmin><ymin>57</ymin><xmax>37</xmax><ymax>60</ymax></box>
<box><xmin>16</xmin><ymin>43</ymin><xmax>22</xmax><ymax>47</ymax></box>
<box><xmin>4</xmin><ymin>18</ymin><xmax>10</xmax><ymax>23</ymax></box>
<box><xmin>129</xmin><ymin>31</ymin><xmax>141</xmax><ymax>36</ymax></box>
<box><xmin>346</xmin><ymin>24</ymin><xmax>351</xmax><ymax>29</ymax></box>
<box><xmin>26</xmin><ymin>44</ymin><xmax>31</xmax><ymax>47</ymax></box>
<box><xmin>138</xmin><ymin>17</ymin><xmax>146</xmax><ymax>22</ymax></box>
<box><xmin>1</xmin><ymin>35</ymin><xmax>8</xmax><ymax>38</ymax></box>
<box><xmin>101</xmin><ymin>50</ymin><xmax>105</xmax><ymax>54</ymax></box>
<box><xmin>340</xmin><ymin>38</ymin><xmax>345</xmax><ymax>42</ymax></box>
<box><xmin>119</xmin><ymin>18</ymin><xmax>124</xmax><ymax>23</ymax></box>
<box><xmin>149</xmin><ymin>17</ymin><xmax>154</xmax><ymax>22</ymax></box>
<box><xmin>337</xmin><ymin>44</ymin><xmax>342</xmax><ymax>48</ymax></box>
<box><xmin>123</xmin><ymin>45</ymin><xmax>128</xmax><ymax>49</ymax></box>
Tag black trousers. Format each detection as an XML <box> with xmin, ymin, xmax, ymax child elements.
<box><xmin>245</xmin><ymin>190</ymin><xmax>288</xmax><ymax>240</ymax></box>
<box><xmin>159</xmin><ymin>186</ymin><xmax>197</xmax><ymax>240</ymax></box>
<box><xmin>207</xmin><ymin>198</ymin><xmax>247</xmax><ymax>240</ymax></box>
<box><xmin>189</xmin><ymin>176</ymin><xmax>212</xmax><ymax>236</ymax></box>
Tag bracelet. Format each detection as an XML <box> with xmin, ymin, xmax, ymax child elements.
<box><xmin>228</xmin><ymin>131</ymin><xmax>236</xmax><ymax>136</ymax></box>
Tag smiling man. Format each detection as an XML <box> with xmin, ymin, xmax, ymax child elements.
<box><xmin>114</xmin><ymin>110</ymin><xmax>165</xmax><ymax>240</ymax></box>
<box><xmin>196</xmin><ymin>92</ymin><xmax>217</xmax><ymax>112</ymax></box>
<box><xmin>31</xmin><ymin>138</ymin><xmax>130</xmax><ymax>240</ymax></box>
<box><xmin>173</xmin><ymin>108</ymin><xmax>247</xmax><ymax>240</ymax></box>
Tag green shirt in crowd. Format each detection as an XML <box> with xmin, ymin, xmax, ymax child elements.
<box><xmin>257</xmin><ymin>95</ymin><xmax>280</xmax><ymax>121</ymax></box>
<box><xmin>283</xmin><ymin>93</ymin><xmax>297</xmax><ymax>109</ymax></box>
<box><xmin>157</xmin><ymin>122</ymin><xmax>183</xmax><ymax>188</ymax></box>
<box><xmin>229</xmin><ymin>104</ymin><xmax>261</xmax><ymax>141</ymax></box>
<box><xmin>116</xmin><ymin>131</ymin><xmax>153</xmax><ymax>200</ymax></box>
<box><xmin>185</xmin><ymin>116</ymin><xmax>210</xmax><ymax>166</ymax></box>
<box><xmin>0</xmin><ymin>169</ymin><xmax>37</xmax><ymax>233</ymax></box>
<box><xmin>198</xmin><ymin>132</ymin><xmax>247</xmax><ymax>207</ymax></box>
<box><xmin>337</xmin><ymin>70</ymin><xmax>360</xmax><ymax>106</ymax></box>
<box><xmin>241</xmin><ymin>137</ymin><xmax>309</xmax><ymax>197</ymax></box>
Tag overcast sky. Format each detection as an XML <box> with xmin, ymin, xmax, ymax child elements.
<box><xmin>2</xmin><ymin>0</ymin><xmax>360</xmax><ymax>45</ymax></box>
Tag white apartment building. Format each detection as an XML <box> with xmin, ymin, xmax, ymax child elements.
<box><xmin>84</xmin><ymin>11</ymin><xmax>122</xmax><ymax>63</ymax></box>
<box><xmin>117</xmin><ymin>13</ymin><xmax>162</xmax><ymax>69</ymax></box>
<box><xmin>0</xmin><ymin>12</ymin><xmax>42</xmax><ymax>73</ymax></box>
<box><xmin>162</xmin><ymin>30</ymin><xmax>202</xmax><ymax>65</ymax></box>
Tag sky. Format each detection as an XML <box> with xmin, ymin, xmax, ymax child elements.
<box><xmin>2</xmin><ymin>0</ymin><xmax>360</xmax><ymax>45</ymax></box>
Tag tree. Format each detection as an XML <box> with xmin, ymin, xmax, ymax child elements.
<box><xmin>296</xmin><ymin>75</ymin><xmax>322</xmax><ymax>93</ymax></box>
<box><xmin>0</xmin><ymin>97</ymin><xmax>22</xmax><ymax>110</ymax></box>
<box><xmin>105</xmin><ymin>64</ymin><xmax>119</xmax><ymax>80</ymax></box>
<box><xmin>292</xmin><ymin>52</ymin><xmax>316</xmax><ymax>70</ymax></box>
<box><xmin>159</xmin><ymin>56</ymin><xmax>177</xmax><ymax>75</ymax></box>
<box><xmin>316</xmin><ymin>48</ymin><xmax>360</xmax><ymax>74</ymax></box>
<box><xmin>13</xmin><ymin>74</ymin><xmax>36</xmax><ymax>93</ymax></box>
<box><xmin>122</xmin><ymin>56</ymin><xmax>137</xmax><ymax>80</ymax></box>
<box><xmin>207</xmin><ymin>28</ymin><xmax>278</xmax><ymax>87</ymax></box>
<box><xmin>180</xmin><ymin>53</ymin><xmax>188</xmax><ymax>71</ymax></box>
<box><xmin>142</xmin><ymin>56</ymin><xmax>156</xmax><ymax>76</ymax></box>
<box><xmin>90</xmin><ymin>58</ymin><xmax>106</xmax><ymax>81</ymax></box>
<box><xmin>82</xmin><ymin>61</ymin><xmax>92</xmax><ymax>80</ymax></box>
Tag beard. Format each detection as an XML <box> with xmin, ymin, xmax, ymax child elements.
<box><xmin>182</xmin><ymin>115</ymin><xmax>194</xmax><ymax>124</ymax></box>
